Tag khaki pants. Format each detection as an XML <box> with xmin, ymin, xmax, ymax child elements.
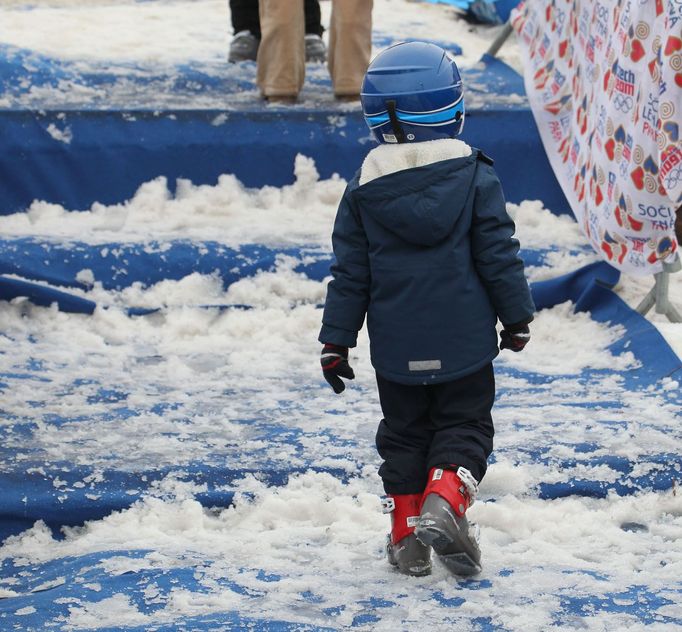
<box><xmin>257</xmin><ymin>0</ymin><xmax>373</xmax><ymax>98</ymax></box>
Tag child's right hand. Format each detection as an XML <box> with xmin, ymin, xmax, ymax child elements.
<box><xmin>499</xmin><ymin>325</ymin><xmax>531</xmax><ymax>352</ymax></box>
<box><xmin>320</xmin><ymin>344</ymin><xmax>355</xmax><ymax>393</ymax></box>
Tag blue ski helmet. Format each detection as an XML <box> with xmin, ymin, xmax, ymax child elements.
<box><xmin>361</xmin><ymin>41</ymin><xmax>465</xmax><ymax>144</ymax></box>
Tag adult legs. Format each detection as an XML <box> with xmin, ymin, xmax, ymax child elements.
<box><xmin>303</xmin><ymin>0</ymin><xmax>326</xmax><ymax>62</ymax></box>
<box><xmin>257</xmin><ymin>0</ymin><xmax>305</xmax><ymax>98</ymax></box>
<box><xmin>328</xmin><ymin>0</ymin><xmax>373</xmax><ymax>97</ymax></box>
<box><xmin>229</xmin><ymin>0</ymin><xmax>261</xmax><ymax>37</ymax></box>
<box><xmin>228</xmin><ymin>0</ymin><xmax>260</xmax><ymax>62</ymax></box>
<box><xmin>230</xmin><ymin>0</ymin><xmax>322</xmax><ymax>38</ymax></box>
<box><xmin>304</xmin><ymin>0</ymin><xmax>324</xmax><ymax>37</ymax></box>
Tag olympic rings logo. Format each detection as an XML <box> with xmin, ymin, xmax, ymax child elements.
<box><xmin>664</xmin><ymin>165</ymin><xmax>682</xmax><ymax>190</ymax></box>
<box><xmin>613</xmin><ymin>93</ymin><xmax>634</xmax><ymax>112</ymax></box>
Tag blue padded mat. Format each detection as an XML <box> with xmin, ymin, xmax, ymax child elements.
<box><xmin>0</xmin><ymin>44</ymin><xmax>570</xmax><ymax>216</ymax></box>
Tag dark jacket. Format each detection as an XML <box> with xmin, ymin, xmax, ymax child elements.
<box><xmin>319</xmin><ymin>149</ymin><xmax>535</xmax><ymax>385</ymax></box>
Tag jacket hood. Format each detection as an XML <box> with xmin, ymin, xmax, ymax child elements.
<box><xmin>353</xmin><ymin>139</ymin><xmax>476</xmax><ymax>246</ymax></box>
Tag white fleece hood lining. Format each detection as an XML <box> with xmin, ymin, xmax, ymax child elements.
<box><xmin>359</xmin><ymin>138</ymin><xmax>473</xmax><ymax>186</ymax></box>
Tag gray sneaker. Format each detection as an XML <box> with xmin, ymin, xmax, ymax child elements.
<box><xmin>229</xmin><ymin>30</ymin><xmax>259</xmax><ymax>63</ymax></box>
<box><xmin>415</xmin><ymin>493</ymin><xmax>482</xmax><ymax>576</ymax></box>
<box><xmin>305</xmin><ymin>34</ymin><xmax>327</xmax><ymax>63</ymax></box>
<box><xmin>386</xmin><ymin>533</ymin><xmax>432</xmax><ymax>577</ymax></box>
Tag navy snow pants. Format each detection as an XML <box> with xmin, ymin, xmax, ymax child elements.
<box><xmin>375</xmin><ymin>363</ymin><xmax>495</xmax><ymax>495</ymax></box>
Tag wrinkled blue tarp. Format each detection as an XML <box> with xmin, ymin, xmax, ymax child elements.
<box><xmin>0</xmin><ymin>46</ymin><xmax>569</xmax><ymax>216</ymax></box>
<box><xmin>423</xmin><ymin>0</ymin><xmax>521</xmax><ymax>23</ymax></box>
<box><xmin>1</xmin><ymin>20</ymin><xmax>680</xmax><ymax>628</ymax></box>
<box><xmin>1</xmin><ymin>247</ymin><xmax>680</xmax><ymax>630</ymax></box>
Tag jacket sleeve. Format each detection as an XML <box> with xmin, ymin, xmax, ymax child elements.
<box><xmin>318</xmin><ymin>185</ymin><xmax>370</xmax><ymax>347</ymax></box>
<box><xmin>470</xmin><ymin>162</ymin><xmax>535</xmax><ymax>327</ymax></box>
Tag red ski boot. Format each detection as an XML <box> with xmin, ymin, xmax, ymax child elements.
<box><xmin>415</xmin><ymin>466</ymin><xmax>482</xmax><ymax>576</ymax></box>
<box><xmin>382</xmin><ymin>493</ymin><xmax>431</xmax><ymax>576</ymax></box>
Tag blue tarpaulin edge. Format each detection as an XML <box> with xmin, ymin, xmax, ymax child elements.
<box><xmin>1</xmin><ymin>240</ymin><xmax>678</xmax><ymax>383</ymax></box>
<box><xmin>0</xmin><ymin>245</ymin><xmax>679</xmax><ymax>544</ymax></box>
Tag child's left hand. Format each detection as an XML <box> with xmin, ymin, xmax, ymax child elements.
<box><xmin>500</xmin><ymin>324</ymin><xmax>531</xmax><ymax>352</ymax></box>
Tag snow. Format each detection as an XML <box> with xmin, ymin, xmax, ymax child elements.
<box><xmin>0</xmin><ymin>1</ymin><xmax>680</xmax><ymax>629</ymax></box>
<box><xmin>2</xmin><ymin>474</ymin><xmax>681</xmax><ymax>630</ymax></box>
<box><xmin>495</xmin><ymin>301</ymin><xmax>638</xmax><ymax>375</ymax></box>
<box><xmin>0</xmin><ymin>0</ymin><xmax>520</xmax><ymax>109</ymax></box>
<box><xmin>14</xmin><ymin>606</ymin><xmax>36</xmax><ymax>616</ymax></box>
<box><xmin>0</xmin><ymin>155</ymin><xmax>342</xmax><ymax>247</ymax></box>
<box><xmin>614</xmin><ymin>273</ymin><xmax>682</xmax><ymax>360</ymax></box>
<box><xmin>0</xmin><ymin>0</ymin><xmax>514</xmax><ymax>71</ymax></box>
<box><xmin>0</xmin><ymin>162</ymin><xmax>680</xmax><ymax>627</ymax></box>
<box><xmin>0</xmin><ymin>160</ymin><xmax>678</xmax><ymax>357</ymax></box>
<box><xmin>45</xmin><ymin>123</ymin><xmax>73</xmax><ymax>144</ymax></box>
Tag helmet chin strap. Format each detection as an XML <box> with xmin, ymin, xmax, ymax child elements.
<box><xmin>386</xmin><ymin>100</ymin><xmax>407</xmax><ymax>144</ymax></box>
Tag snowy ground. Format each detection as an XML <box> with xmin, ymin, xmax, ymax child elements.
<box><xmin>0</xmin><ymin>161</ymin><xmax>680</xmax><ymax>631</ymax></box>
<box><xmin>0</xmin><ymin>0</ymin><xmax>677</xmax><ymax>350</ymax></box>
<box><xmin>0</xmin><ymin>1</ymin><xmax>681</xmax><ymax>630</ymax></box>
<box><xmin>0</xmin><ymin>0</ymin><xmax>523</xmax><ymax>110</ymax></box>
<box><xmin>0</xmin><ymin>0</ymin><xmax>519</xmax><ymax>70</ymax></box>
<box><xmin>0</xmin><ymin>153</ymin><xmax>679</xmax><ymax>355</ymax></box>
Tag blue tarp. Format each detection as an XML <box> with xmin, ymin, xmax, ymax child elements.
<box><xmin>1</xmin><ymin>18</ymin><xmax>681</xmax><ymax>629</ymax></box>
<box><xmin>1</xmin><ymin>243</ymin><xmax>680</xmax><ymax>629</ymax></box>
<box><xmin>424</xmin><ymin>0</ymin><xmax>521</xmax><ymax>23</ymax></box>
<box><xmin>0</xmin><ymin>45</ymin><xmax>570</xmax><ymax>217</ymax></box>
<box><xmin>1</xmin><ymin>237</ymin><xmax>679</xmax><ymax>543</ymax></box>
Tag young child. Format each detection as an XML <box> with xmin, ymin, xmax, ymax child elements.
<box><xmin>318</xmin><ymin>42</ymin><xmax>535</xmax><ymax>577</ymax></box>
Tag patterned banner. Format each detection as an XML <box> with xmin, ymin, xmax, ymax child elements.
<box><xmin>512</xmin><ymin>0</ymin><xmax>681</xmax><ymax>275</ymax></box>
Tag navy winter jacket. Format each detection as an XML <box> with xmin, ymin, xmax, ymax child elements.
<box><xmin>319</xmin><ymin>147</ymin><xmax>535</xmax><ymax>385</ymax></box>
